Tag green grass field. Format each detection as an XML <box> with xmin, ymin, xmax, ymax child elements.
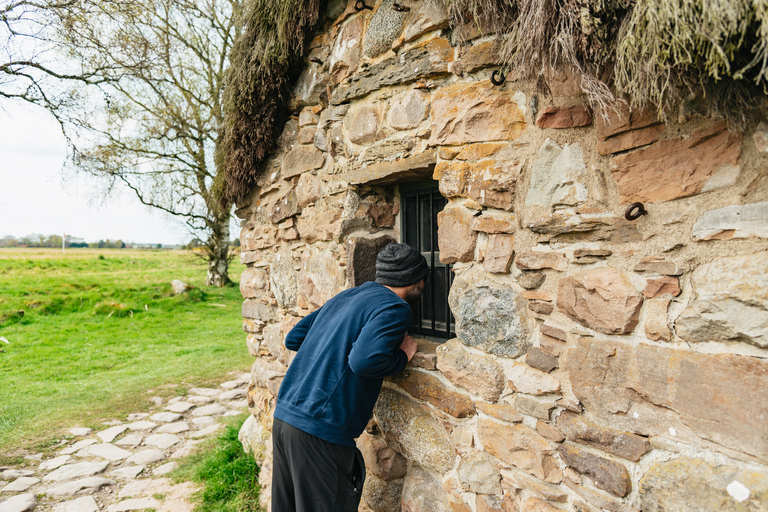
<box><xmin>0</xmin><ymin>248</ymin><xmax>252</xmax><ymax>456</ymax></box>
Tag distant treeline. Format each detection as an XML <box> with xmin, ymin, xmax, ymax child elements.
<box><xmin>0</xmin><ymin>235</ymin><xmax>126</xmax><ymax>248</ymax></box>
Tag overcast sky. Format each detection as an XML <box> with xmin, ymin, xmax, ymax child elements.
<box><xmin>0</xmin><ymin>101</ymin><xmax>208</xmax><ymax>245</ymax></box>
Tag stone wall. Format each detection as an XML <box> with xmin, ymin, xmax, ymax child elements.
<box><xmin>234</xmin><ymin>1</ymin><xmax>768</xmax><ymax>511</ymax></box>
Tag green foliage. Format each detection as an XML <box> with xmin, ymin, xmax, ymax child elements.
<box><xmin>171</xmin><ymin>417</ymin><xmax>261</xmax><ymax>512</ymax></box>
<box><xmin>217</xmin><ymin>0</ymin><xmax>324</xmax><ymax>205</ymax></box>
<box><xmin>0</xmin><ymin>248</ymin><xmax>251</xmax><ymax>453</ymax></box>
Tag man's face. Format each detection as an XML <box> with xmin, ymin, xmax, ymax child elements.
<box><xmin>404</xmin><ymin>279</ymin><xmax>425</xmax><ymax>304</ymax></box>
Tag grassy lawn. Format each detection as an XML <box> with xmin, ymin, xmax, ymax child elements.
<box><xmin>0</xmin><ymin>248</ymin><xmax>251</xmax><ymax>456</ymax></box>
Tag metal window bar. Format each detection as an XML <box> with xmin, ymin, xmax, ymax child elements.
<box><xmin>401</xmin><ymin>185</ymin><xmax>455</xmax><ymax>340</ymax></box>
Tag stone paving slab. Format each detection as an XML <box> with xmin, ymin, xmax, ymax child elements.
<box><xmin>52</xmin><ymin>496</ymin><xmax>99</xmax><ymax>512</ymax></box>
<box><xmin>40</xmin><ymin>456</ymin><xmax>72</xmax><ymax>472</ymax></box>
<box><xmin>107</xmin><ymin>497</ymin><xmax>159</xmax><ymax>511</ymax></box>
<box><xmin>165</xmin><ymin>402</ymin><xmax>195</xmax><ymax>413</ymax></box>
<box><xmin>0</xmin><ymin>470</ymin><xmax>34</xmax><ymax>481</ymax></box>
<box><xmin>115</xmin><ymin>435</ymin><xmax>143</xmax><ymax>447</ymax></box>
<box><xmin>110</xmin><ymin>466</ymin><xmax>145</xmax><ymax>480</ymax></box>
<box><xmin>125</xmin><ymin>449</ymin><xmax>165</xmax><ymax>466</ymax></box>
<box><xmin>87</xmin><ymin>444</ymin><xmax>132</xmax><ymax>461</ymax></box>
<box><xmin>45</xmin><ymin>477</ymin><xmax>115</xmax><ymax>498</ymax></box>
<box><xmin>156</xmin><ymin>422</ymin><xmax>189</xmax><ymax>434</ymax></box>
<box><xmin>97</xmin><ymin>426</ymin><xmax>127</xmax><ymax>444</ymax></box>
<box><xmin>188</xmin><ymin>388</ymin><xmax>221</xmax><ymax>397</ymax></box>
<box><xmin>187</xmin><ymin>396</ymin><xmax>214</xmax><ymax>404</ymax></box>
<box><xmin>67</xmin><ymin>428</ymin><xmax>92</xmax><ymax>437</ymax></box>
<box><xmin>0</xmin><ymin>477</ymin><xmax>40</xmax><ymax>492</ymax></box>
<box><xmin>60</xmin><ymin>440</ymin><xmax>97</xmax><ymax>455</ymax></box>
<box><xmin>0</xmin><ymin>493</ymin><xmax>36</xmax><ymax>512</ymax></box>
<box><xmin>124</xmin><ymin>421</ymin><xmax>157</xmax><ymax>431</ymax></box>
<box><xmin>43</xmin><ymin>462</ymin><xmax>109</xmax><ymax>482</ymax></box>
<box><xmin>149</xmin><ymin>412</ymin><xmax>182</xmax><ymax>423</ymax></box>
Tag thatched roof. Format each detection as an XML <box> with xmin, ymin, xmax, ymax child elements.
<box><xmin>219</xmin><ymin>0</ymin><xmax>768</xmax><ymax>204</ymax></box>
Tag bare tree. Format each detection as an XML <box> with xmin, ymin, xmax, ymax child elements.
<box><xmin>3</xmin><ymin>0</ymin><xmax>243</xmax><ymax>286</ymax></box>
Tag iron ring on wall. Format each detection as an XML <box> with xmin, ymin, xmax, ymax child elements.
<box><xmin>491</xmin><ymin>70</ymin><xmax>506</xmax><ymax>86</ymax></box>
<box><xmin>355</xmin><ymin>1</ymin><xmax>372</xmax><ymax>11</ymax></box>
<box><xmin>624</xmin><ymin>202</ymin><xmax>647</xmax><ymax>221</ymax></box>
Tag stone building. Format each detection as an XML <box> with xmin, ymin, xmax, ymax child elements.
<box><xmin>230</xmin><ymin>1</ymin><xmax>768</xmax><ymax>510</ymax></box>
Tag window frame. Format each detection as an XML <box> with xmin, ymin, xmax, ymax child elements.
<box><xmin>399</xmin><ymin>180</ymin><xmax>455</xmax><ymax>341</ymax></box>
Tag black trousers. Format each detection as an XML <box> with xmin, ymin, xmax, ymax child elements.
<box><xmin>271</xmin><ymin>418</ymin><xmax>365</xmax><ymax>512</ymax></box>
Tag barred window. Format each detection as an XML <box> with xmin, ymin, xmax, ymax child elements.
<box><xmin>400</xmin><ymin>181</ymin><xmax>455</xmax><ymax>341</ymax></box>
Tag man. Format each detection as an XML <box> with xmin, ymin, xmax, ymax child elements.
<box><xmin>271</xmin><ymin>243</ymin><xmax>427</xmax><ymax>512</ymax></box>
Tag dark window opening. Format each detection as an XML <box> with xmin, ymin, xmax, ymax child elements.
<box><xmin>401</xmin><ymin>181</ymin><xmax>455</xmax><ymax>341</ymax></box>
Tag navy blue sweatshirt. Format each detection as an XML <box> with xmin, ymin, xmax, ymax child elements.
<box><xmin>273</xmin><ymin>281</ymin><xmax>412</xmax><ymax>447</ymax></box>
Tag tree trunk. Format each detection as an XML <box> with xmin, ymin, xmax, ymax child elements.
<box><xmin>206</xmin><ymin>215</ymin><xmax>231</xmax><ymax>287</ymax></box>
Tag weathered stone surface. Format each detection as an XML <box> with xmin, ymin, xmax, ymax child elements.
<box><xmin>522</xmin><ymin>497</ymin><xmax>561</xmax><ymax>512</ymax></box>
<box><xmin>270</xmin><ymin>247</ymin><xmax>297</xmax><ymax>308</ymax></box>
<box><xmin>97</xmin><ymin>426</ymin><xmax>127</xmax><ymax>443</ymax></box>
<box><xmin>192</xmin><ymin>404</ymin><xmax>227</xmax><ymax>417</ymax></box>
<box><xmin>293</xmin><ymin>64</ymin><xmax>328</xmax><ymax>107</ymax></box>
<box><xmin>754</xmin><ymin>122</ymin><xmax>768</xmax><ymax>152</ymax></box>
<box><xmin>429</xmin><ymin>81</ymin><xmax>526</xmax><ymax>146</ymax></box>
<box><xmin>144</xmin><ymin>433</ymin><xmax>181</xmax><ymax>449</ymax></box>
<box><xmin>449</xmin><ymin>266</ymin><xmax>533</xmax><ymax>357</ymax></box>
<box><xmin>87</xmin><ymin>444</ymin><xmax>132</xmax><ymax>461</ymax></box>
<box><xmin>459</xmin><ymin>40</ymin><xmax>502</xmax><ymax>73</ymax></box>
<box><xmin>390</xmin><ymin>370</ymin><xmax>476</xmax><ymax>418</ymax></box>
<box><xmin>361</xmin><ymin>473</ymin><xmax>403</xmax><ymax>512</ymax></box>
<box><xmin>40</xmin><ymin>456</ymin><xmax>72</xmax><ymax>471</ymax></box>
<box><xmin>360</xmin><ymin>138</ymin><xmax>415</xmax><ymax>163</ymax></box>
<box><xmin>642</xmin><ymin>277</ymin><xmax>680</xmax><ymax>298</ymax></box>
<box><xmin>692</xmin><ymin>201</ymin><xmax>768</xmax><ymax>240</ymax></box>
<box><xmin>53</xmin><ymin>496</ymin><xmax>99</xmax><ymax>512</ymax></box>
<box><xmin>333</xmin><ymin>37</ymin><xmax>453</xmax><ymax>104</ymax></box>
<box><xmin>298</xmin><ymin>249</ymin><xmax>344</xmax><ymax>309</ymax></box>
<box><xmin>250</xmin><ymin>358</ymin><xmax>286</xmax><ymax>397</ymax></box>
<box><xmin>518</xmin><ymin>271</ymin><xmax>546</xmax><ymax>290</ymax></box>
<box><xmin>374</xmin><ymin>389</ymin><xmax>455</xmax><ymax>475</ymax></box>
<box><xmin>403</xmin><ymin>2</ymin><xmax>449</xmax><ymax>42</ymax></box>
<box><xmin>472</xmin><ymin>212</ymin><xmax>517</xmax><ymax>234</ymax></box>
<box><xmin>516</xmin><ymin>252</ymin><xmax>567</xmax><ymax>271</ymax></box>
<box><xmin>363</xmin><ymin>0</ymin><xmax>407</xmax><ymax>58</ymax></box>
<box><xmin>329</xmin><ymin>16</ymin><xmax>363</xmax><ymax>84</ymax></box>
<box><xmin>639</xmin><ymin>456</ymin><xmax>768</xmax><ymax>511</ymax></box>
<box><xmin>0</xmin><ymin>494</ymin><xmax>36</xmax><ymax>512</ymax></box>
<box><xmin>1</xmin><ymin>477</ymin><xmax>39</xmax><ymax>492</ymax></box>
<box><xmin>676</xmin><ymin>251</ymin><xmax>768</xmax><ymax>348</ymax></box>
<box><xmin>242</xmin><ymin>300</ymin><xmax>278</xmax><ymax>323</ymax></box>
<box><xmin>475</xmin><ymin>494</ymin><xmax>506</xmax><ymax>512</ymax></box>
<box><xmin>611</xmin><ymin>122</ymin><xmax>742</xmax><ymax>203</ymax></box>
<box><xmin>597</xmin><ymin>123</ymin><xmax>665</xmax><ymax>155</ymax></box>
<box><xmin>456</xmin><ymin>142</ymin><xmax>506</xmax><ymax>161</ymax></box>
<box><xmin>507</xmin><ymin>363</ymin><xmax>560</xmax><ymax>396</ymax></box>
<box><xmin>525</xmin><ymin>140</ymin><xmax>588</xmax><ymax>208</ymax></box>
<box><xmin>241</xmin><ymin>223</ymin><xmax>277</xmax><ymax>251</ymax></box>
<box><xmin>541</xmin><ymin>322</ymin><xmax>567</xmax><ymax>341</ymax></box>
<box><xmin>633</xmin><ymin>257</ymin><xmax>681</xmax><ymax>276</ymax></box>
<box><xmin>515</xmin><ymin>395</ymin><xmax>557</xmax><ymax>421</ymax></box>
<box><xmin>45</xmin><ymin>477</ymin><xmax>115</xmax><ymax>498</ymax></box>
<box><xmin>596</xmin><ymin>105</ymin><xmax>662</xmax><ymax>148</ymax></box>
<box><xmin>347</xmin><ymin>105</ymin><xmax>381</xmax><ymax>144</ymax></box>
<box><xmin>526</xmin><ymin>348</ymin><xmax>558</xmax><ymax>373</ymax></box>
<box><xmin>296</xmin><ymin>205</ymin><xmax>342</xmax><ymax>243</ymax></box>
<box><xmin>484</xmin><ymin>234</ymin><xmax>515</xmax><ymax>273</ymax></box>
<box><xmin>44</xmin><ymin>462</ymin><xmax>109</xmax><ymax>482</ymax></box>
<box><xmin>502</xmin><ymin>468</ymin><xmax>568</xmax><ymax>502</ymax></box>
<box><xmin>556</xmin><ymin>411</ymin><xmax>651</xmax><ymax>462</ymax></box>
<box><xmin>434</xmin><ymin>160</ymin><xmax>519</xmax><ymax>211</ymax></box>
<box><xmin>296</xmin><ymin>172</ymin><xmax>322</xmax><ymax>208</ymax></box>
<box><xmin>269</xmin><ymin>191</ymin><xmax>299</xmax><ymax>224</ymax></box>
<box><xmin>563</xmin><ymin>478</ymin><xmax>622</xmax><ymax>512</ymax></box>
<box><xmin>282</xmin><ymin>146</ymin><xmax>325</xmax><ymax>179</ymax></box>
<box><xmin>565</xmin><ymin>336</ymin><xmax>768</xmax><ymax>461</ymax></box>
<box><xmin>458</xmin><ymin>452</ymin><xmax>502</xmax><ymax>495</ymax></box>
<box><xmin>436</xmin><ymin>339</ymin><xmax>506</xmax><ymax>402</ymax></box>
<box><xmin>1</xmin><ymin>470</ymin><xmax>34</xmax><ymax>481</ymax></box>
<box><xmin>357</xmin><ymin>432</ymin><xmax>407</xmax><ymax>482</ymax></box>
<box><xmin>263</xmin><ymin>322</ymin><xmax>294</xmax><ymax>367</ymax></box>
<box><xmin>437</xmin><ymin>204</ymin><xmax>478</xmax><ymax>263</ymax></box>
<box><xmin>389</xmin><ymin>89</ymin><xmax>430</xmax><ymax>130</ymax></box>
<box><xmin>156</xmin><ymin>421</ymin><xmax>190</xmax><ymax>435</ymax></box>
<box><xmin>478</xmin><ymin>418</ymin><xmax>560</xmax><ymax>482</ymax></box>
<box><xmin>165</xmin><ymin>401</ymin><xmax>194</xmax><ymax>413</ymax></box>
<box><xmin>558</xmin><ymin>442</ymin><xmax>630</xmax><ymax>497</ymax></box>
<box><xmin>107</xmin><ymin>497</ymin><xmax>160</xmax><ymax>511</ymax></box>
<box><xmin>644</xmin><ymin>298</ymin><xmax>672</xmax><ymax>342</ymax></box>
<box><xmin>149</xmin><ymin>412</ymin><xmax>182</xmax><ymax>423</ymax></box>
<box><xmin>401</xmin><ymin>465</ymin><xmax>471</xmax><ymax>512</ymax></box>
<box><xmin>536</xmin><ymin>106</ymin><xmax>592</xmax><ymax>129</ymax></box>
<box><xmin>536</xmin><ymin>420</ymin><xmax>565</xmax><ymax>443</ymax></box>
<box><xmin>346</xmin><ymin>150</ymin><xmax>436</xmax><ymax>186</ymax></box>
<box><xmin>556</xmin><ymin>267</ymin><xmax>643</xmax><ymax>335</ymax></box>
<box><xmin>476</xmin><ymin>402</ymin><xmax>523</xmax><ymax>423</ymax></box>
<box><xmin>410</xmin><ymin>339</ymin><xmax>439</xmax><ymax>371</ymax></box>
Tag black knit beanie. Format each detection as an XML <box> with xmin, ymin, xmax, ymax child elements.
<box><xmin>375</xmin><ymin>243</ymin><xmax>429</xmax><ymax>287</ymax></box>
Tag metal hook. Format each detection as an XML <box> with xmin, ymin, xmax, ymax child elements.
<box><xmin>392</xmin><ymin>3</ymin><xmax>410</xmax><ymax>11</ymax></box>
<box><xmin>310</xmin><ymin>57</ymin><xmax>323</xmax><ymax>65</ymax></box>
<box><xmin>624</xmin><ymin>202</ymin><xmax>647</xmax><ymax>221</ymax></box>
<box><xmin>355</xmin><ymin>1</ymin><xmax>373</xmax><ymax>11</ymax></box>
<box><xmin>490</xmin><ymin>69</ymin><xmax>506</xmax><ymax>86</ymax></box>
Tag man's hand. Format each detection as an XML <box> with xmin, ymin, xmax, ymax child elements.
<box><xmin>399</xmin><ymin>334</ymin><xmax>418</xmax><ymax>361</ymax></box>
